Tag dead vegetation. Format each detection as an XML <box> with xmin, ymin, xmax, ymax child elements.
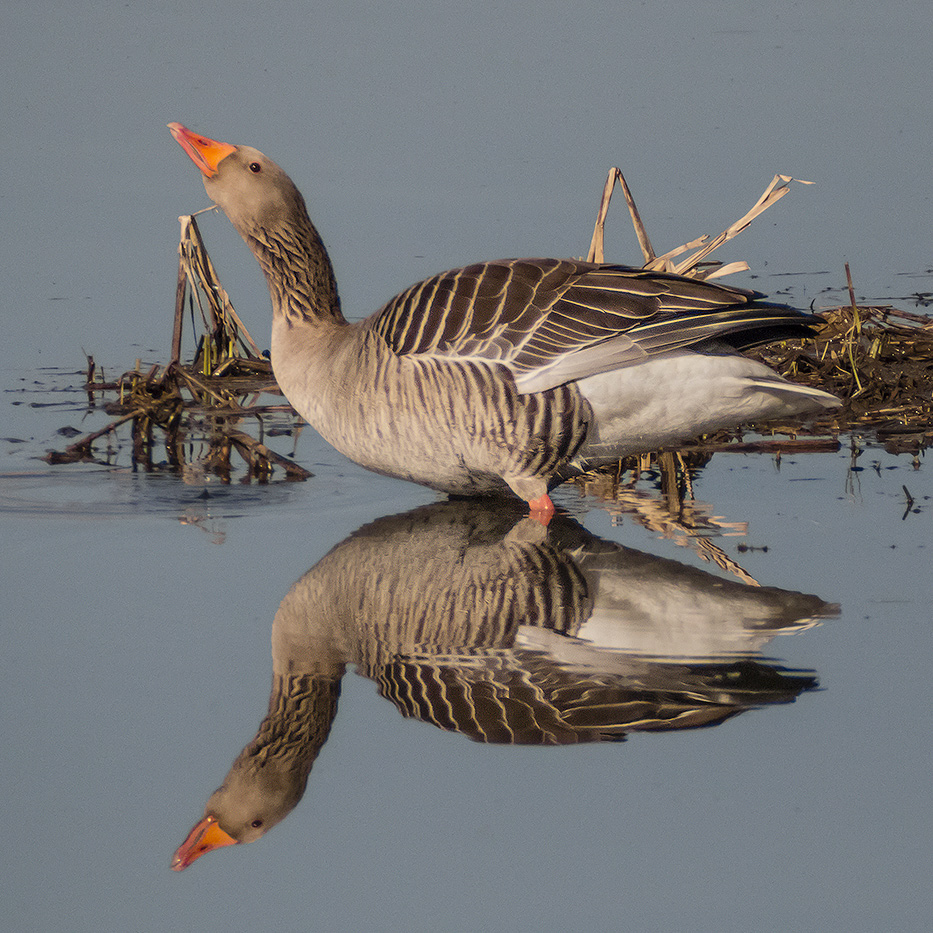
<box><xmin>582</xmin><ymin>168</ymin><xmax>933</xmax><ymax>464</ymax></box>
<box><xmin>750</xmin><ymin>291</ymin><xmax>933</xmax><ymax>453</ymax></box>
<box><xmin>45</xmin><ymin>213</ymin><xmax>310</xmax><ymax>481</ymax></box>
<box><xmin>47</xmin><ymin>170</ymin><xmax>932</xmax><ymax>483</ymax></box>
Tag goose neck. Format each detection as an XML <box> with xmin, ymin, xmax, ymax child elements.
<box><xmin>246</xmin><ymin>219</ymin><xmax>345</xmax><ymax>328</ymax></box>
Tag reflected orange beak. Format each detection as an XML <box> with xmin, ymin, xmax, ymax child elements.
<box><xmin>171</xmin><ymin>814</ymin><xmax>238</xmax><ymax>871</ymax></box>
<box><xmin>168</xmin><ymin>123</ymin><xmax>236</xmax><ymax>177</ymax></box>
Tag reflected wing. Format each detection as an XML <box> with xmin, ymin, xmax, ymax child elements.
<box><xmin>379</xmin><ymin>650</ymin><xmax>818</xmax><ymax>745</ymax></box>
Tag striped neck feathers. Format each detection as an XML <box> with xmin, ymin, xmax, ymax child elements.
<box><xmin>245</xmin><ymin>215</ymin><xmax>345</xmax><ymax>327</ymax></box>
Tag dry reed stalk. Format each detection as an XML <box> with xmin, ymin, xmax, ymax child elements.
<box><xmin>227</xmin><ymin>430</ymin><xmax>312</xmax><ymax>480</ymax></box>
<box><xmin>175</xmin><ymin>213</ymin><xmax>262</xmax><ymax>367</ymax></box>
<box><xmin>46</xmin><ymin>212</ymin><xmax>311</xmax><ymax>479</ymax></box>
<box><xmin>44</xmin><ymin>410</ymin><xmax>142</xmax><ymax>463</ymax></box>
<box><xmin>587</xmin><ymin>169</ymin><xmax>813</xmax><ymax>280</ymax></box>
<box><xmin>587</xmin><ymin>168</ymin><xmax>657</xmax><ymax>264</ymax></box>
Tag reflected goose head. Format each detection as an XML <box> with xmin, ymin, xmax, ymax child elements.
<box><xmin>171</xmin><ymin>746</ymin><xmax>311</xmax><ymax>870</ymax></box>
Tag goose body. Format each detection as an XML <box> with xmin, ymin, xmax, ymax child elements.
<box><xmin>169</xmin><ymin>124</ymin><xmax>839</xmax><ymax>511</ymax></box>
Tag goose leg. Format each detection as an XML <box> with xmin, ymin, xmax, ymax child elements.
<box><xmin>504</xmin><ymin>475</ymin><xmax>555</xmax><ymax>524</ymax></box>
<box><xmin>528</xmin><ymin>492</ymin><xmax>555</xmax><ymax>525</ymax></box>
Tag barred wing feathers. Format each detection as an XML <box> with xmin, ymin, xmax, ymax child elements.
<box><xmin>372</xmin><ymin>259</ymin><xmax>820</xmax><ymax>394</ymax></box>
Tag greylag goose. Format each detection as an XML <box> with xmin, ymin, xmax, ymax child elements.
<box><xmin>171</xmin><ymin>500</ymin><xmax>834</xmax><ymax>869</ymax></box>
<box><xmin>169</xmin><ymin>124</ymin><xmax>839</xmax><ymax>515</ymax></box>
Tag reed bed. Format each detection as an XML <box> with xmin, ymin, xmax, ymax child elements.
<box><xmin>576</xmin><ymin>169</ymin><xmax>932</xmax><ymax>496</ymax></box>
<box><xmin>45</xmin><ymin>214</ymin><xmax>310</xmax><ymax>481</ymax></box>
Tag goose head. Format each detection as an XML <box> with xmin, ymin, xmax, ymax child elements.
<box><xmin>168</xmin><ymin>122</ymin><xmax>308</xmax><ymax>237</ymax></box>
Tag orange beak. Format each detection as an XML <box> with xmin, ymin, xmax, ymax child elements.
<box><xmin>168</xmin><ymin>123</ymin><xmax>236</xmax><ymax>177</ymax></box>
<box><xmin>171</xmin><ymin>814</ymin><xmax>238</xmax><ymax>871</ymax></box>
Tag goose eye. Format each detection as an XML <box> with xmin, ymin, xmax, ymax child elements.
<box><xmin>249</xmin><ymin>162</ymin><xmax>262</xmax><ymax>174</ymax></box>
<box><xmin>251</xmin><ymin>819</ymin><xmax>264</xmax><ymax>828</ymax></box>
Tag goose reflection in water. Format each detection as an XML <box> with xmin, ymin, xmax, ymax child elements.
<box><xmin>172</xmin><ymin>500</ymin><xmax>837</xmax><ymax>870</ymax></box>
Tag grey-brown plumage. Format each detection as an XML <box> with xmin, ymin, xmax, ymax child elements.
<box><xmin>169</xmin><ymin>124</ymin><xmax>840</xmax><ymax>508</ymax></box>
<box><xmin>173</xmin><ymin>501</ymin><xmax>835</xmax><ymax>866</ymax></box>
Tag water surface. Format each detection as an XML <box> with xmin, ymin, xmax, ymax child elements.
<box><xmin>2</xmin><ymin>2</ymin><xmax>932</xmax><ymax>931</ymax></box>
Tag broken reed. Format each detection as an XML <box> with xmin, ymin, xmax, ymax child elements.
<box><xmin>45</xmin><ymin>215</ymin><xmax>310</xmax><ymax>480</ymax></box>
<box><xmin>586</xmin><ymin>170</ymin><xmax>933</xmax><ymax>456</ymax></box>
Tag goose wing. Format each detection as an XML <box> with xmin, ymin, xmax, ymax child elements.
<box><xmin>371</xmin><ymin>258</ymin><xmax>820</xmax><ymax>393</ymax></box>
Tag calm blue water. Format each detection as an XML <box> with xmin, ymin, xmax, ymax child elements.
<box><xmin>2</xmin><ymin>3</ymin><xmax>932</xmax><ymax>931</ymax></box>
